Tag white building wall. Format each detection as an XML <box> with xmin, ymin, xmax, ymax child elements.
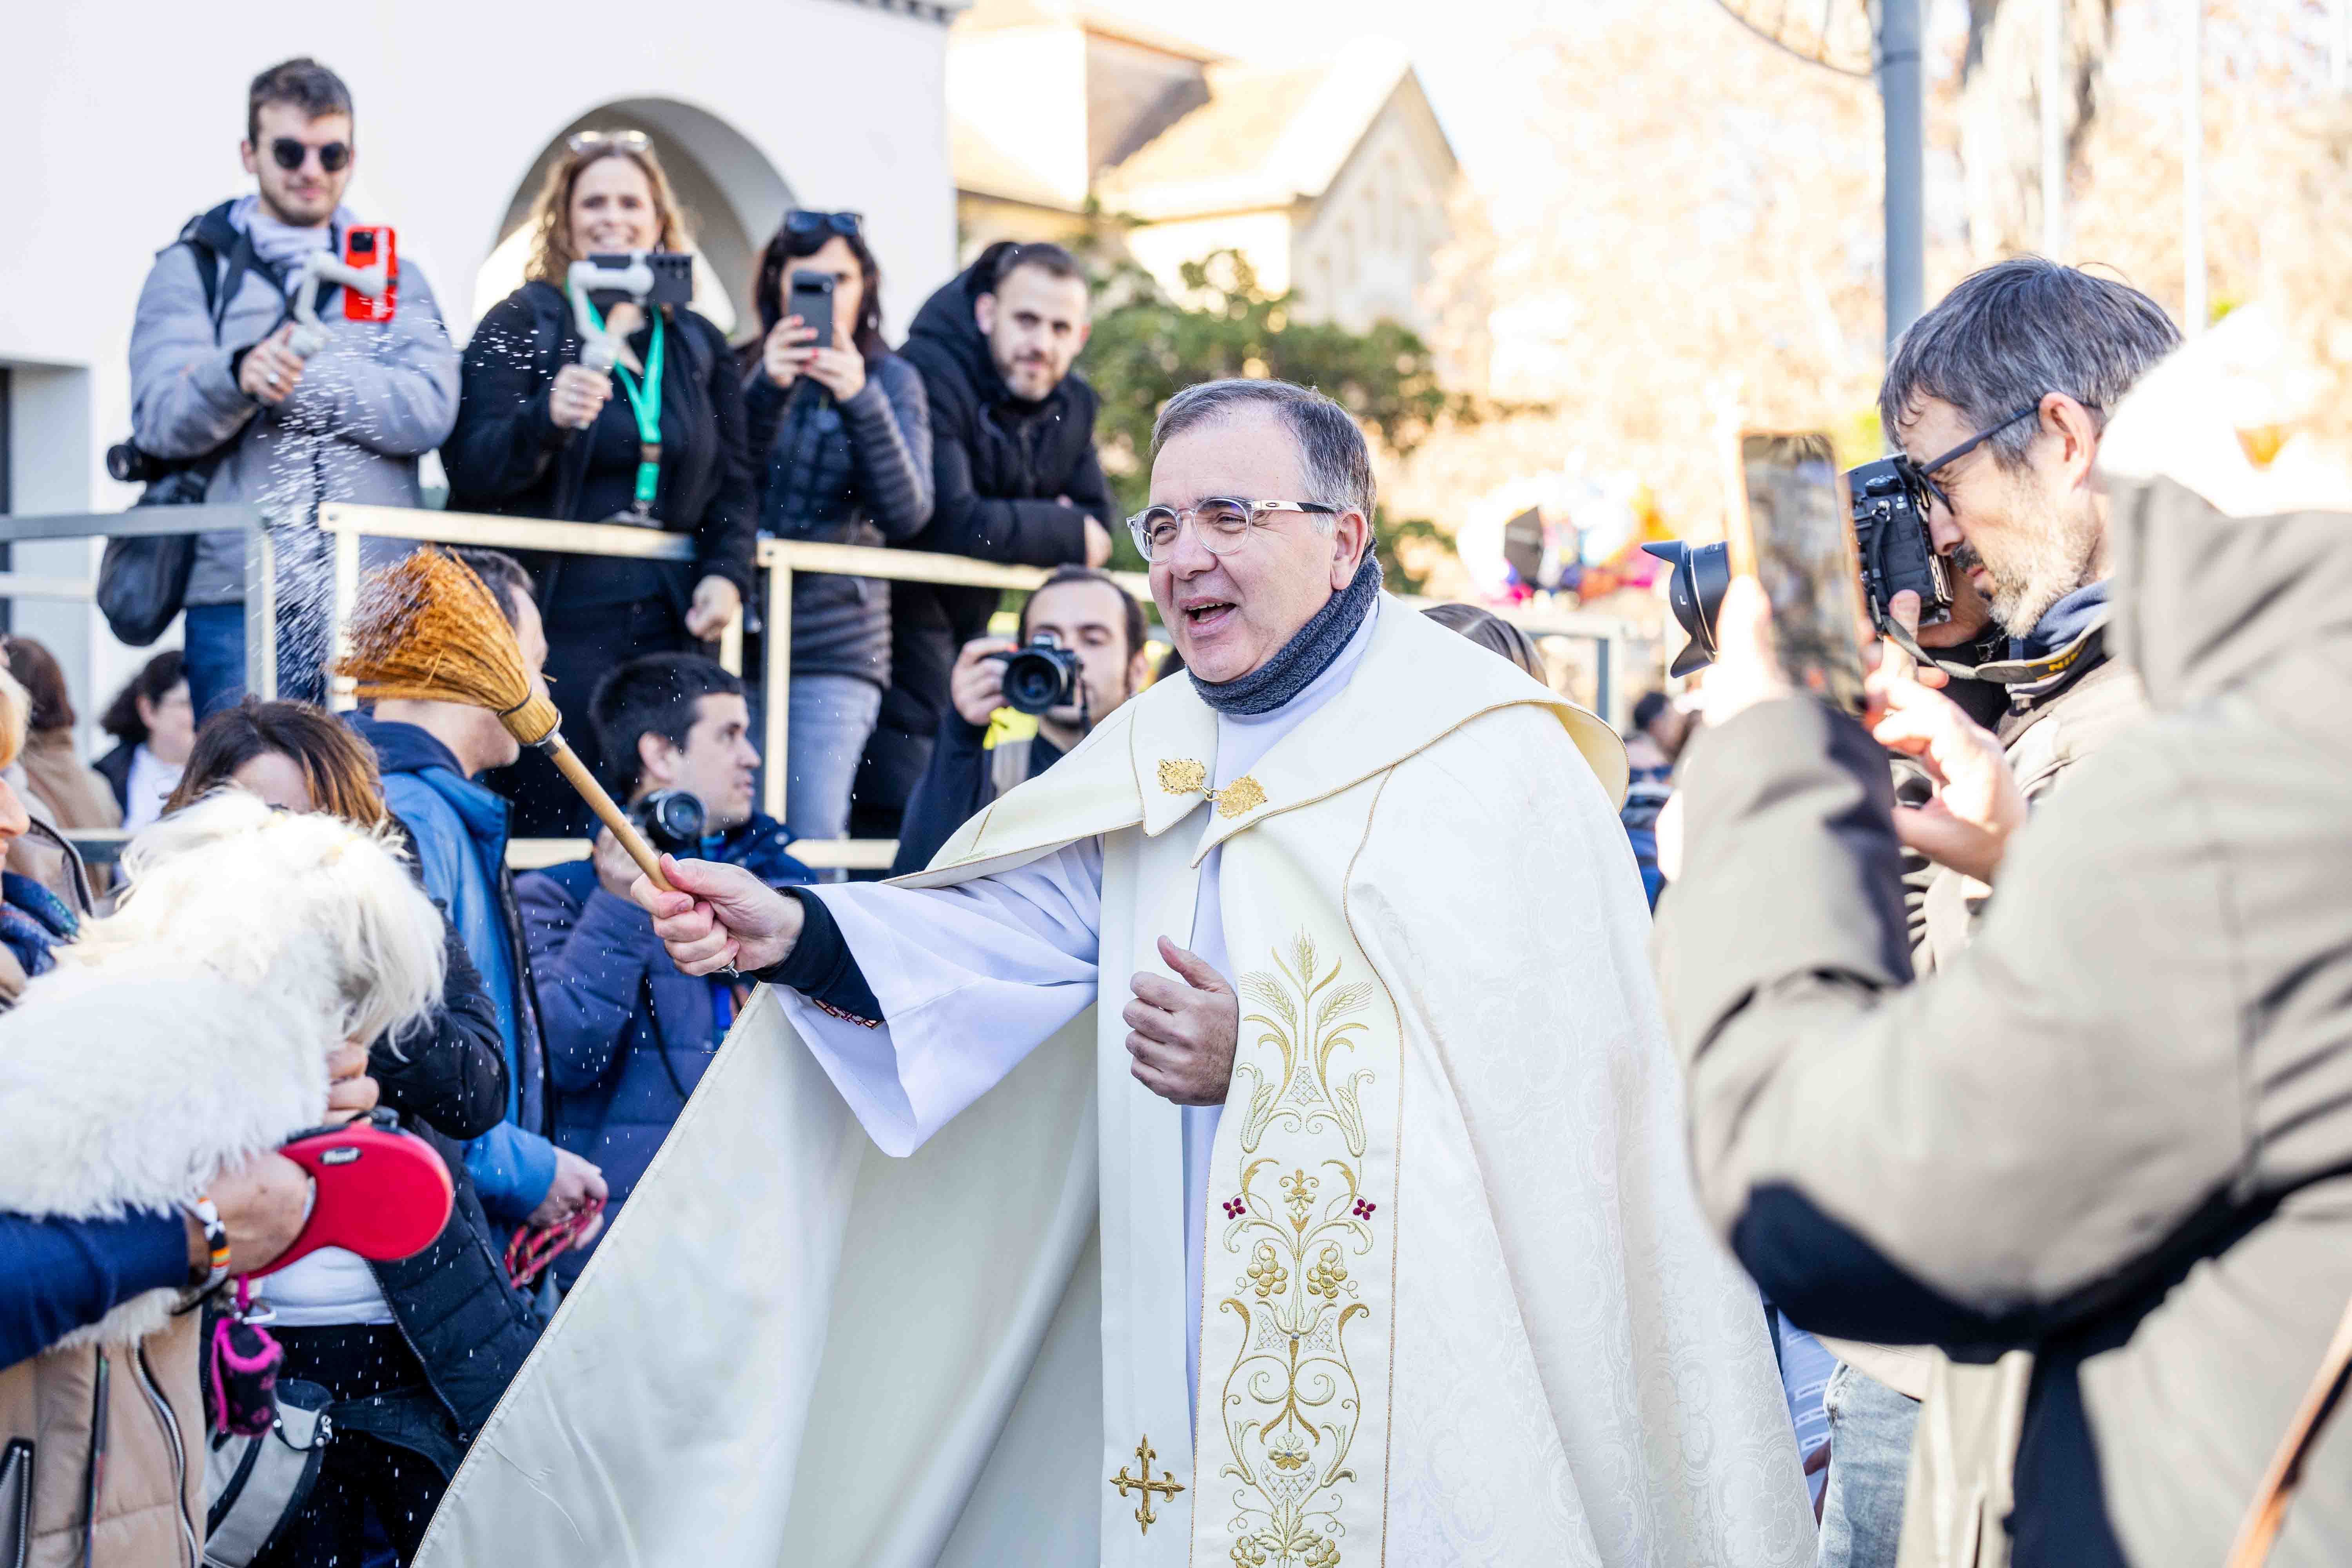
<box><xmin>2</xmin><ymin>0</ymin><xmax>963</xmax><ymax>735</ymax></box>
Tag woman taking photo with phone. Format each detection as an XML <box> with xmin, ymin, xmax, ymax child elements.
<box><xmin>740</xmin><ymin>210</ymin><xmax>932</xmax><ymax>847</ymax></box>
<box><xmin>443</xmin><ymin>131</ymin><xmax>756</xmax><ymax>836</ymax></box>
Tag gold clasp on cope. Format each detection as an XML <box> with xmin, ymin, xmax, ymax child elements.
<box><xmin>1109</xmin><ymin>1433</ymin><xmax>1186</xmax><ymax>1535</ymax></box>
<box><xmin>1158</xmin><ymin>758</ymin><xmax>1267</xmax><ymax>819</ymax></box>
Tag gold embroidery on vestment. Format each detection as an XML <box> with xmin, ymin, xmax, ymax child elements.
<box><xmin>1214</xmin><ymin>775</ymin><xmax>1267</xmax><ymax>817</ymax></box>
<box><xmin>1214</xmin><ymin>933</ymin><xmax>1377</xmax><ymax>1568</ymax></box>
<box><xmin>1109</xmin><ymin>1434</ymin><xmax>1185</xmax><ymax>1536</ymax></box>
<box><xmin>1158</xmin><ymin>758</ymin><xmax>1208</xmax><ymax>795</ymax></box>
<box><xmin>1157</xmin><ymin>758</ymin><xmax>1269</xmax><ymax>817</ymax></box>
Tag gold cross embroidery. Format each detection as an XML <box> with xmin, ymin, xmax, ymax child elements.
<box><xmin>1109</xmin><ymin>1434</ymin><xmax>1186</xmax><ymax>1535</ymax></box>
<box><xmin>1157</xmin><ymin>758</ymin><xmax>1267</xmax><ymax>818</ymax></box>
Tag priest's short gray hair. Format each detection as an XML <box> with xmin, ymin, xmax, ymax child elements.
<box><xmin>1152</xmin><ymin>379</ymin><xmax>1376</xmax><ymax>523</ymax></box>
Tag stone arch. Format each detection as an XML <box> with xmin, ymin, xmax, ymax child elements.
<box><xmin>477</xmin><ymin>96</ymin><xmax>796</xmax><ymax>339</ymax></box>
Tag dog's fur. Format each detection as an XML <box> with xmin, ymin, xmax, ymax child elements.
<box><xmin>0</xmin><ymin>792</ymin><xmax>445</xmax><ymax>1344</ymax></box>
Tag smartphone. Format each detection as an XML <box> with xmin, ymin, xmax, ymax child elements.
<box><xmin>343</xmin><ymin>225</ymin><xmax>397</xmax><ymax>321</ymax></box>
<box><xmin>584</xmin><ymin>251</ymin><xmax>694</xmax><ymax>310</ymax></box>
<box><xmin>1727</xmin><ymin>429</ymin><xmax>1869</xmax><ymax>714</ymax></box>
<box><xmin>789</xmin><ymin>269</ymin><xmax>838</xmax><ymax>350</ymax></box>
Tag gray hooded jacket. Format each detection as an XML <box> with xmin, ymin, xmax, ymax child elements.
<box><xmin>127</xmin><ymin>199</ymin><xmax>459</xmax><ymax>606</ymax></box>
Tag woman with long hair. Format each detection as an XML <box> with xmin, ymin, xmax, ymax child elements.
<box><xmin>740</xmin><ymin>210</ymin><xmax>933</xmax><ymax>844</ymax></box>
<box><xmin>441</xmin><ymin>131</ymin><xmax>756</xmax><ymax>835</ymax></box>
<box><xmin>165</xmin><ymin>701</ymin><xmax>542</xmax><ymax>1567</ymax></box>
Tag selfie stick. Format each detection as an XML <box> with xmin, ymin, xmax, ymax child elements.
<box><xmin>567</xmin><ymin>255</ymin><xmax>655</xmax><ymax>374</ymax></box>
<box><xmin>287</xmin><ymin>252</ymin><xmax>391</xmax><ymax>358</ymax></box>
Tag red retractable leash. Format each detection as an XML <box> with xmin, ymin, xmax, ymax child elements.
<box><xmin>203</xmin><ymin>1122</ymin><xmax>456</xmax><ymax>1436</ymax></box>
<box><xmin>506</xmin><ymin>1199</ymin><xmax>604</xmax><ymax>1290</ymax></box>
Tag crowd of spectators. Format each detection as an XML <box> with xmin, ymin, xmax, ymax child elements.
<box><xmin>6</xmin><ymin>42</ymin><xmax>2347</xmax><ymax>1568</ymax></box>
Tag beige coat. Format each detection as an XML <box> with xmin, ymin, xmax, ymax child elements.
<box><xmin>0</xmin><ymin>1318</ymin><xmax>207</xmax><ymax>1568</ymax></box>
<box><xmin>1659</xmin><ymin>465</ymin><xmax>2352</xmax><ymax>1563</ymax></box>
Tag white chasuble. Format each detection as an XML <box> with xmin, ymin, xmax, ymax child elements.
<box><xmin>413</xmin><ymin>600</ymin><xmax>1815</xmax><ymax>1568</ymax></box>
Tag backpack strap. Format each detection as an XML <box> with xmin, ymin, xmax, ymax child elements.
<box><xmin>2228</xmin><ymin>1288</ymin><xmax>2352</xmax><ymax>1566</ymax></box>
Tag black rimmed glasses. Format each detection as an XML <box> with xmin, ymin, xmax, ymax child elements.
<box><xmin>1126</xmin><ymin>498</ymin><xmax>1339</xmax><ymax>561</ymax></box>
<box><xmin>567</xmin><ymin>129</ymin><xmax>652</xmax><ymax>157</ymax></box>
<box><xmin>270</xmin><ymin>138</ymin><xmax>349</xmax><ymax>173</ymax></box>
<box><xmin>1901</xmin><ymin>403</ymin><xmax>2043</xmax><ymax>511</ymax></box>
<box><xmin>785</xmin><ymin>210</ymin><xmax>864</xmax><ymax>241</ymax></box>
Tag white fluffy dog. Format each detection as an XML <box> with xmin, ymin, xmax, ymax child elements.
<box><xmin>0</xmin><ymin>791</ymin><xmax>445</xmax><ymax>1343</ymax></box>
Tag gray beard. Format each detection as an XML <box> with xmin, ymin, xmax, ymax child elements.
<box><xmin>1960</xmin><ymin>512</ymin><xmax>2100</xmax><ymax>637</ymax></box>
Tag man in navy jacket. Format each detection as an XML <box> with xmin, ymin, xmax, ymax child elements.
<box><xmin>517</xmin><ymin>655</ymin><xmax>811</xmax><ymax>1284</ymax></box>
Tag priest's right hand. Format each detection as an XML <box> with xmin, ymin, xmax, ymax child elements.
<box><xmin>632</xmin><ymin>855</ymin><xmax>804</xmax><ymax>976</ymax></box>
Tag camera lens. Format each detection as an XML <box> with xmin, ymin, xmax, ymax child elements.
<box><xmin>633</xmin><ymin>789</ymin><xmax>707</xmax><ymax>853</ymax></box>
<box><xmin>1641</xmin><ymin>540</ymin><xmax>1732</xmax><ymax>677</ymax></box>
<box><xmin>1002</xmin><ymin>652</ymin><xmax>1067</xmax><ymax>715</ymax></box>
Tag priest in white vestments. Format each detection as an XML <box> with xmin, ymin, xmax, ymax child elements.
<box><xmin>413</xmin><ymin>380</ymin><xmax>1813</xmax><ymax>1568</ymax></box>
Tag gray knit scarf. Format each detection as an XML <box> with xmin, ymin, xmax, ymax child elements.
<box><xmin>1192</xmin><ymin>550</ymin><xmax>1384</xmax><ymax>716</ymax></box>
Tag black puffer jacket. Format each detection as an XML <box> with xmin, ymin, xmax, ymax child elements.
<box><xmin>442</xmin><ymin>281</ymin><xmax>757</xmax><ymax>619</ymax></box>
<box><xmin>871</xmin><ymin>246</ymin><xmax>1111</xmax><ymax>819</ymax></box>
<box><xmin>352</xmin><ymin>862</ymin><xmax>543</xmax><ymax>1464</ymax></box>
<box><xmin>742</xmin><ymin>351</ymin><xmax>933</xmax><ymax>688</ymax></box>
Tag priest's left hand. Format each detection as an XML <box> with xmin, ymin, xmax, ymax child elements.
<box><xmin>1123</xmin><ymin>937</ymin><xmax>1240</xmax><ymax>1106</ymax></box>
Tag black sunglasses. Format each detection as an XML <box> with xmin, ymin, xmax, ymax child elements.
<box><xmin>784</xmin><ymin>210</ymin><xmax>862</xmax><ymax>240</ymax></box>
<box><xmin>270</xmin><ymin>137</ymin><xmax>350</xmax><ymax>173</ymax></box>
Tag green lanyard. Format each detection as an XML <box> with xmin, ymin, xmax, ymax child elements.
<box><xmin>585</xmin><ymin>298</ymin><xmax>666</xmax><ymax>511</ymax></box>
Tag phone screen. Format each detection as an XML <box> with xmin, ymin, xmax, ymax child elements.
<box><xmin>1729</xmin><ymin>430</ymin><xmax>1868</xmax><ymax>713</ymax></box>
<box><xmin>789</xmin><ymin>270</ymin><xmax>837</xmax><ymax>350</ymax></box>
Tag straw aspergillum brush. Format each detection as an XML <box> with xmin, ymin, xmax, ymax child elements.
<box><xmin>332</xmin><ymin>547</ymin><xmax>674</xmax><ymax>893</ymax></box>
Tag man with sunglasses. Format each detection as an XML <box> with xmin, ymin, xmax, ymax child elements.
<box><xmin>127</xmin><ymin>56</ymin><xmax>458</xmax><ymax>719</ymax></box>
<box><xmin>421</xmin><ymin>377</ymin><xmax>1814</xmax><ymax>1568</ymax></box>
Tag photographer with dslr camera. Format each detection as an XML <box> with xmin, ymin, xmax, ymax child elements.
<box><xmin>518</xmin><ymin>654</ymin><xmax>811</xmax><ymax>1284</ymax></box>
<box><xmin>888</xmin><ymin>566</ymin><xmax>1149</xmax><ymax>876</ymax></box>
<box><xmin>1655</xmin><ymin>217</ymin><xmax>2352</xmax><ymax>1568</ymax></box>
<box><xmin>1651</xmin><ymin>259</ymin><xmax>2180</xmax><ymax>1568</ymax></box>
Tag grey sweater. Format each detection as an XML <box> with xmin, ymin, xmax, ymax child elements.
<box><xmin>127</xmin><ymin>201</ymin><xmax>460</xmax><ymax>606</ymax></box>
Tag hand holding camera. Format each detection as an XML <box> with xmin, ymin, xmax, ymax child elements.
<box><xmin>952</xmin><ymin>632</ymin><xmax>1084</xmax><ymax>726</ymax></box>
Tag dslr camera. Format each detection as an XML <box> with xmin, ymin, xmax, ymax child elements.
<box><xmin>989</xmin><ymin>633</ymin><xmax>1083</xmax><ymax>716</ymax></box>
<box><xmin>1647</xmin><ymin>457</ymin><xmax>1954</xmax><ymax>672</ymax></box>
<box><xmin>630</xmin><ymin>788</ymin><xmax>707</xmax><ymax>856</ymax></box>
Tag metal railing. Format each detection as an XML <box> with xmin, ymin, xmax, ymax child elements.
<box><xmin>9</xmin><ymin>503</ymin><xmax>1651</xmax><ymax>872</ymax></box>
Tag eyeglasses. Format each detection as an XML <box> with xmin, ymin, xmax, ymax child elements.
<box><xmin>1126</xmin><ymin>497</ymin><xmax>1338</xmax><ymax>561</ymax></box>
<box><xmin>270</xmin><ymin>138</ymin><xmax>349</xmax><ymax>173</ymax></box>
<box><xmin>785</xmin><ymin>210</ymin><xmax>864</xmax><ymax>240</ymax></box>
<box><xmin>1900</xmin><ymin>403</ymin><xmax>2042</xmax><ymax>511</ymax></box>
<box><xmin>567</xmin><ymin>129</ymin><xmax>652</xmax><ymax>157</ymax></box>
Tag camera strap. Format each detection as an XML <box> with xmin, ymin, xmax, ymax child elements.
<box><xmin>584</xmin><ymin>296</ymin><xmax>665</xmax><ymax>514</ymax></box>
<box><xmin>1877</xmin><ymin>612</ymin><xmax>2108</xmax><ymax>688</ymax></box>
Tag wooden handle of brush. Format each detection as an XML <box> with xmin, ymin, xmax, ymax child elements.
<box><xmin>546</xmin><ymin>738</ymin><xmax>673</xmax><ymax>893</ymax></box>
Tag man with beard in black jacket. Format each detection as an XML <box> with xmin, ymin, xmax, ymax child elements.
<box><xmin>854</xmin><ymin>241</ymin><xmax>1115</xmax><ymax>845</ymax></box>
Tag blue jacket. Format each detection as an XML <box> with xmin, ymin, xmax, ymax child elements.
<box><xmin>0</xmin><ymin>1211</ymin><xmax>187</xmax><ymax>1369</ymax></box>
<box><xmin>519</xmin><ymin>815</ymin><xmax>810</xmax><ymax>1280</ymax></box>
<box><xmin>351</xmin><ymin>713</ymin><xmax>556</xmax><ymax>1223</ymax></box>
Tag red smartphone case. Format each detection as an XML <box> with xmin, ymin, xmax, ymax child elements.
<box><xmin>343</xmin><ymin>225</ymin><xmax>397</xmax><ymax>322</ymax></box>
<box><xmin>250</xmin><ymin>1123</ymin><xmax>453</xmax><ymax>1277</ymax></box>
